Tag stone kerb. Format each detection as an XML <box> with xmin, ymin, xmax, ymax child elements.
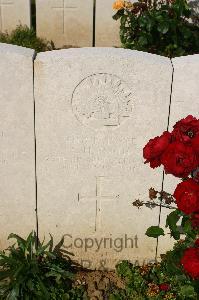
<box><xmin>157</xmin><ymin>54</ymin><xmax>199</xmax><ymax>259</ymax></box>
<box><xmin>0</xmin><ymin>43</ymin><xmax>36</xmax><ymax>249</ymax></box>
<box><xmin>34</xmin><ymin>48</ymin><xmax>172</xmax><ymax>269</ymax></box>
<box><xmin>0</xmin><ymin>0</ymin><xmax>31</xmax><ymax>33</ymax></box>
<box><xmin>36</xmin><ymin>0</ymin><xmax>93</xmax><ymax>48</ymax></box>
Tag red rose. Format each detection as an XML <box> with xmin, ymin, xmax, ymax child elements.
<box><xmin>143</xmin><ymin>131</ymin><xmax>171</xmax><ymax>168</ymax></box>
<box><xmin>172</xmin><ymin>115</ymin><xmax>199</xmax><ymax>144</ymax></box>
<box><xmin>159</xmin><ymin>283</ymin><xmax>170</xmax><ymax>291</ymax></box>
<box><xmin>191</xmin><ymin>213</ymin><xmax>199</xmax><ymax>229</ymax></box>
<box><xmin>161</xmin><ymin>142</ymin><xmax>198</xmax><ymax>178</ymax></box>
<box><xmin>195</xmin><ymin>239</ymin><xmax>199</xmax><ymax>247</ymax></box>
<box><xmin>181</xmin><ymin>247</ymin><xmax>199</xmax><ymax>279</ymax></box>
<box><xmin>173</xmin><ymin>179</ymin><xmax>199</xmax><ymax>215</ymax></box>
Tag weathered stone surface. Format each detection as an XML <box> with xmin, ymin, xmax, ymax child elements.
<box><xmin>95</xmin><ymin>0</ymin><xmax>121</xmax><ymax>47</ymax></box>
<box><xmin>0</xmin><ymin>43</ymin><xmax>36</xmax><ymax>249</ymax></box>
<box><xmin>157</xmin><ymin>55</ymin><xmax>199</xmax><ymax>259</ymax></box>
<box><xmin>36</xmin><ymin>0</ymin><xmax>93</xmax><ymax>48</ymax></box>
<box><xmin>0</xmin><ymin>0</ymin><xmax>31</xmax><ymax>33</ymax></box>
<box><xmin>35</xmin><ymin>48</ymin><xmax>172</xmax><ymax>269</ymax></box>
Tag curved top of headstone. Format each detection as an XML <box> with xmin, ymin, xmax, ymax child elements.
<box><xmin>0</xmin><ymin>42</ymin><xmax>35</xmax><ymax>58</ymax></box>
<box><xmin>36</xmin><ymin>47</ymin><xmax>170</xmax><ymax>65</ymax></box>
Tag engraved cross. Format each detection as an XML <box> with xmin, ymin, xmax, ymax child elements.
<box><xmin>0</xmin><ymin>0</ymin><xmax>13</xmax><ymax>31</ymax></box>
<box><xmin>78</xmin><ymin>176</ymin><xmax>120</xmax><ymax>232</ymax></box>
<box><xmin>52</xmin><ymin>0</ymin><xmax>77</xmax><ymax>34</ymax></box>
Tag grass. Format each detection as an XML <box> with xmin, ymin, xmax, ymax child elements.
<box><xmin>0</xmin><ymin>25</ymin><xmax>54</xmax><ymax>52</ymax></box>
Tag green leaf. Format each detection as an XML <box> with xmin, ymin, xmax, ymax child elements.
<box><xmin>146</xmin><ymin>19</ymin><xmax>154</xmax><ymax>32</ymax></box>
<box><xmin>157</xmin><ymin>22</ymin><xmax>169</xmax><ymax>34</ymax></box>
<box><xmin>138</xmin><ymin>35</ymin><xmax>148</xmax><ymax>46</ymax></box>
<box><xmin>139</xmin><ymin>17</ymin><xmax>148</xmax><ymax>28</ymax></box>
<box><xmin>48</xmin><ymin>234</ymin><xmax>54</xmax><ymax>252</ymax></box>
<box><xmin>182</xmin><ymin>219</ymin><xmax>197</xmax><ymax>239</ymax></box>
<box><xmin>166</xmin><ymin>210</ymin><xmax>181</xmax><ymax>240</ymax></box>
<box><xmin>146</xmin><ymin>226</ymin><xmax>165</xmax><ymax>238</ymax></box>
<box><xmin>112</xmin><ymin>9</ymin><xmax>124</xmax><ymax>21</ymax></box>
<box><xmin>179</xmin><ymin>285</ymin><xmax>197</xmax><ymax>298</ymax></box>
<box><xmin>7</xmin><ymin>288</ymin><xmax>19</xmax><ymax>300</ymax></box>
<box><xmin>53</xmin><ymin>236</ymin><xmax>65</xmax><ymax>254</ymax></box>
<box><xmin>121</xmin><ymin>15</ymin><xmax>126</xmax><ymax>27</ymax></box>
<box><xmin>8</xmin><ymin>233</ymin><xmax>26</xmax><ymax>247</ymax></box>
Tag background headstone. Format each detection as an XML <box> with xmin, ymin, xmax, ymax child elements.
<box><xmin>35</xmin><ymin>48</ymin><xmax>172</xmax><ymax>269</ymax></box>
<box><xmin>0</xmin><ymin>0</ymin><xmax>31</xmax><ymax>33</ymax></box>
<box><xmin>157</xmin><ymin>55</ymin><xmax>199</xmax><ymax>259</ymax></box>
<box><xmin>0</xmin><ymin>43</ymin><xmax>36</xmax><ymax>249</ymax></box>
<box><xmin>95</xmin><ymin>0</ymin><xmax>121</xmax><ymax>47</ymax></box>
<box><xmin>188</xmin><ymin>0</ymin><xmax>199</xmax><ymax>23</ymax></box>
<box><xmin>36</xmin><ymin>0</ymin><xmax>93</xmax><ymax>48</ymax></box>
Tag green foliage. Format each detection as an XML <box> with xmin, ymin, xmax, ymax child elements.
<box><xmin>146</xmin><ymin>226</ymin><xmax>165</xmax><ymax>238</ymax></box>
<box><xmin>0</xmin><ymin>25</ymin><xmax>54</xmax><ymax>52</ymax></box>
<box><xmin>0</xmin><ymin>232</ymin><xmax>86</xmax><ymax>300</ymax></box>
<box><xmin>110</xmin><ymin>257</ymin><xmax>199</xmax><ymax>299</ymax></box>
<box><xmin>113</xmin><ymin>0</ymin><xmax>199</xmax><ymax>57</ymax></box>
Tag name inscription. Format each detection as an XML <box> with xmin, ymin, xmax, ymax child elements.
<box><xmin>44</xmin><ymin>135</ymin><xmax>137</xmax><ymax>172</ymax></box>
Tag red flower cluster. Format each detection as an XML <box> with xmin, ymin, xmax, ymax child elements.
<box><xmin>181</xmin><ymin>247</ymin><xmax>199</xmax><ymax>279</ymax></box>
<box><xmin>143</xmin><ymin>115</ymin><xmax>199</xmax><ymax>178</ymax></box>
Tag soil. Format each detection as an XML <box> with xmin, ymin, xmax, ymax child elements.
<box><xmin>74</xmin><ymin>270</ymin><xmax>125</xmax><ymax>300</ymax></box>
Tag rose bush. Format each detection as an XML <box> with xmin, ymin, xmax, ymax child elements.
<box><xmin>115</xmin><ymin>115</ymin><xmax>199</xmax><ymax>299</ymax></box>
<box><xmin>112</xmin><ymin>0</ymin><xmax>199</xmax><ymax>57</ymax></box>
<box><xmin>143</xmin><ymin>116</ymin><xmax>199</xmax><ymax>279</ymax></box>
<box><xmin>129</xmin><ymin>115</ymin><xmax>199</xmax><ymax>298</ymax></box>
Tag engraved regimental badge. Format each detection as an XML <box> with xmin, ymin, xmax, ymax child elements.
<box><xmin>72</xmin><ymin>73</ymin><xmax>133</xmax><ymax>129</ymax></box>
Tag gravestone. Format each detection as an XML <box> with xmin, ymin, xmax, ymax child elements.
<box><xmin>157</xmin><ymin>55</ymin><xmax>199</xmax><ymax>259</ymax></box>
<box><xmin>188</xmin><ymin>0</ymin><xmax>199</xmax><ymax>22</ymax></box>
<box><xmin>0</xmin><ymin>43</ymin><xmax>36</xmax><ymax>249</ymax></box>
<box><xmin>36</xmin><ymin>0</ymin><xmax>93</xmax><ymax>48</ymax></box>
<box><xmin>0</xmin><ymin>0</ymin><xmax>31</xmax><ymax>33</ymax></box>
<box><xmin>95</xmin><ymin>0</ymin><xmax>121</xmax><ymax>47</ymax></box>
<box><xmin>35</xmin><ymin>48</ymin><xmax>173</xmax><ymax>269</ymax></box>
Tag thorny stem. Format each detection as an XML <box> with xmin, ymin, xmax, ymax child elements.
<box><xmin>142</xmin><ymin>202</ymin><xmax>176</xmax><ymax>210</ymax></box>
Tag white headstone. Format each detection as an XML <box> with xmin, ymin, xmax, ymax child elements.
<box><xmin>35</xmin><ymin>48</ymin><xmax>173</xmax><ymax>269</ymax></box>
<box><xmin>95</xmin><ymin>0</ymin><xmax>121</xmax><ymax>47</ymax></box>
<box><xmin>0</xmin><ymin>43</ymin><xmax>36</xmax><ymax>249</ymax></box>
<box><xmin>157</xmin><ymin>55</ymin><xmax>199</xmax><ymax>259</ymax></box>
<box><xmin>36</xmin><ymin>0</ymin><xmax>93</xmax><ymax>48</ymax></box>
<box><xmin>0</xmin><ymin>0</ymin><xmax>31</xmax><ymax>33</ymax></box>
